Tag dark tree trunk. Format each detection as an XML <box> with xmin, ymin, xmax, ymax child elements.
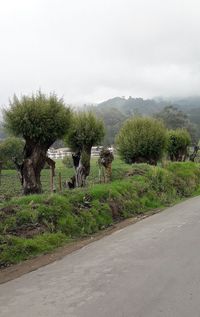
<box><xmin>22</xmin><ymin>143</ymin><xmax>47</xmax><ymax>194</ymax></box>
<box><xmin>14</xmin><ymin>140</ymin><xmax>53</xmax><ymax>195</ymax></box>
<box><xmin>71</xmin><ymin>147</ymin><xmax>92</xmax><ymax>188</ymax></box>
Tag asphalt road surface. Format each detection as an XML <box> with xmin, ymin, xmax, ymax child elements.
<box><xmin>1</xmin><ymin>196</ymin><xmax>200</xmax><ymax>317</ymax></box>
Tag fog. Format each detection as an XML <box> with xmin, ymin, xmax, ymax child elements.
<box><xmin>0</xmin><ymin>0</ymin><xmax>200</xmax><ymax>106</ymax></box>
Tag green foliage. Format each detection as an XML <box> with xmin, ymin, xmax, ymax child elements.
<box><xmin>116</xmin><ymin>117</ymin><xmax>167</xmax><ymax>164</ymax></box>
<box><xmin>0</xmin><ymin>137</ymin><xmax>24</xmax><ymax>169</ymax></box>
<box><xmin>66</xmin><ymin>111</ymin><xmax>105</xmax><ymax>152</ymax></box>
<box><xmin>155</xmin><ymin>106</ymin><xmax>198</xmax><ymax>144</ymax></box>
<box><xmin>0</xmin><ymin>123</ymin><xmax>6</xmax><ymax>139</ymax></box>
<box><xmin>0</xmin><ymin>157</ymin><xmax>130</xmax><ymax>199</ymax></box>
<box><xmin>166</xmin><ymin>162</ymin><xmax>200</xmax><ymax>196</ymax></box>
<box><xmin>16</xmin><ymin>210</ymin><xmax>38</xmax><ymax>226</ymax></box>
<box><xmin>1</xmin><ymin>162</ymin><xmax>200</xmax><ymax>267</ymax></box>
<box><xmin>0</xmin><ymin>233</ymin><xmax>67</xmax><ymax>266</ymax></box>
<box><xmin>58</xmin><ymin>214</ymin><xmax>80</xmax><ymax>237</ymax></box>
<box><xmin>3</xmin><ymin>91</ymin><xmax>71</xmax><ymax>146</ymax></box>
<box><xmin>167</xmin><ymin>129</ymin><xmax>191</xmax><ymax>161</ymax></box>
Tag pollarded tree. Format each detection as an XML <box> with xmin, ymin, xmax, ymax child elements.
<box><xmin>66</xmin><ymin>112</ymin><xmax>105</xmax><ymax>187</ymax></box>
<box><xmin>167</xmin><ymin>129</ymin><xmax>191</xmax><ymax>161</ymax></box>
<box><xmin>3</xmin><ymin>91</ymin><xmax>71</xmax><ymax>194</ymax></box>
<box><xmin>116</xmin><ymin>117</ymin><xmax>167</xmax><ymax>165</ymax></box>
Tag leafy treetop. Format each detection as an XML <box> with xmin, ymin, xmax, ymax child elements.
<box><xmin>116</xmin><ymin>116</ymin><xmax>167</xmax><ymax>164</ymax></box>
<box><xmin>66</xmin><ymin>111</ymin><xmax>105</xmax><ymax>152</ymax></box>
<box><xmin>4</xmin><ymin>91</ymin><xmax>71</xmax><ymax>147</ymax></box>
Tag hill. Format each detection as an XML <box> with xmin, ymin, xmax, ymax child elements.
<box><xmin>93</xmin><ymin>96</ymin><xmax>200</xmax><ymax>145</ymax></box>
<box><xmin>98</xmin><ymin>96</ymin><xmax>167</xmax><ymax>116</ymax></box>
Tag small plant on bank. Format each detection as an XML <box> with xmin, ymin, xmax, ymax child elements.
<box><xmin>167</xmin><ymin>128</ymin><xmax>191</xmax><ymax>161</ymax></box>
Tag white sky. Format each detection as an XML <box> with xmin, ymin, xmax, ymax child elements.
<box><xmin>0</xmin><ymin>0</ymin><xmax>200</xmax><ymax>106</ymax></box>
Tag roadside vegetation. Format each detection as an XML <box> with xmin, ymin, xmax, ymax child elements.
<box><xmin>0</xmin><ymin>161</ymin><xmax>200</xmax><ymax>267</ymax></box>
<box><xmin>1</xmin><ymin>90</ymin><xmax>200</xmax><ymax>269</ymax></box>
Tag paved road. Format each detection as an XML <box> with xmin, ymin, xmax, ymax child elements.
<box><xmin>1</xmin><ymin>196</ymin><xmax>200</xmax><ymax>317</ymax></box>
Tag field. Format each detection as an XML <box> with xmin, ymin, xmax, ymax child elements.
<box><xmin>0</xmin><ymin>157</ymin><xmax>131</xmax><ymax>199</ymax></box>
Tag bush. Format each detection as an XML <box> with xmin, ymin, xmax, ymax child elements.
<box><xmin>0</xmin><ymin>137</ymin><xmax>24</xmax><ymax>169</ymax></box>
<box><xmin>16</xmin><ymin>210</ymin><xmax>38</xmax><ymax>226</ymax></box>
<box><xmin>116</xmin><ymin>117</ymin><xmax>167</xmax><ymax>164</ymax></box>
<box><xmin>167</xmin><ymin>129</ymin><xmax>191</xmax><ymax>161</ymax></box>
<box><xmin>58</xmin><ymin>214</ymin><xmax>80</xmax><ymax>237</ymax></box>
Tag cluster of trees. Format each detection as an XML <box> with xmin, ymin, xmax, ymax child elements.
<box><xmin>2</xmin><ymin>91</ymin><xmax>104</xmax><ymax>194</ymax></box>
<box><xmin>116</xmin><ymin>117</ymin><xmax>192</xmax><ymax>165</ymax></box>
<box><xmin>154</xmin><ymin>106</ymin><xmax>198</xmax><ymax>144</ymax></box>
<box><xmin>88</xmin><ymin>96</ymin><xmax>200</xmax><ymax>146</ymax></box>
<box><xmin>0</xmin><ymin>91</ymin><xmax>197</xmax><ymax>196</ymax></box>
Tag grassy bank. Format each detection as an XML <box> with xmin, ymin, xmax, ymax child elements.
<box><xmin>0</xmin><ymin>161</ymin><xmax>200</xmax><ymax>268</ymax></box>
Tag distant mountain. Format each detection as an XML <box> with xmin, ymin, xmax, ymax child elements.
<box><xmin>93</xmin><ymin>96</ymin><xmax>200</xmax><ymax>145</ymax></box>
<box><xmin>167</xmin><ymin>96</ymin><xmax>200</xmax><ymax>110</ymax></box>
<box><xmin>97</xmin><ymin>96</ymin><xmax>200</xmax><ymax>114</ymax></box>
<box><xmin>97</xmin><ymin>96</ymin><xmax>167</xmax><ymax>116</ymax></box>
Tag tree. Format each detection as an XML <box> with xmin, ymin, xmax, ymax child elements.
<box><xmin>3</xmin><ymin>91</ymin><xmax>71</xmax><ymax>194</ymax></box>
<box><xmin>167</xmin><ymin>129</ymin><xmax>191</xmax><ymax>161</ymax></box>
<box><xmin>0</xmin><ymin>137</ymin><xmax>24</xmax><ymax>169</ymax></box>
<box><xmin>116</xmin><ymin>117</ymin><xmax>167</xmax><ymax>165</ymax></box>
<box><xmin>66</xmin><ymin>112</ymin><xmax>105</xmax><ymax>187</ymax></box>
<box><xmin>98</xmin><ymin>147</ymin><xmax>114</xmax><ymax>183</ymax></box>
<box><xmin>155</xmin><ymin>106</ymin><xmax>198</xmax><ymax>144</ymax></box>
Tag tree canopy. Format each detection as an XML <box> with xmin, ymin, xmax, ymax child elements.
<box><xmin>66</xmin><ymin>111</ymin><xmax>105</xmax><ymax>152</ymax></box>
<box><xmin>4</xmin><ymin>91</ymin><xmax>71</xmax><ymax>148</ymax></box>
<box><xmin>116</xmin><ymin>117</ymin><xmax>167</xmax><ymax>164</ymax></box>
<box><xmin>155</xmin><ymin>106</ymin><xmax>198</xmax><ymax>144</ymax></box>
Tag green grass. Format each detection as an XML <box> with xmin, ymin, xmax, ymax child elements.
<box><xmin>1</xmin><ymin>161</ymin><xmax>200</xmax><ymax>268</ymax></box>
<box><xmin>0</xmin><ymin>157</ymin><xmax>130</xmax><ymax>199</ymax></box>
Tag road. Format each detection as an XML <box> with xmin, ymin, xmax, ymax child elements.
<box><xmin>1</xmin><ymin>196</ymin><xmax>200</xmax><ymax>317</ymax></box>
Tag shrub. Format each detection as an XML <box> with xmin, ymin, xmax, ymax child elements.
<box><xmin>16</xmin><ymin>210</ymin><xmax>38</xmax><ymax>226</ymax></box>
<box><xmin>116</xmin><ymin>117</ymin><xmax>167</xmax><ymax>164</ymax></box>
<box><xmin>0</xmin><ymin>137</ymin><xmax>24</xmax><ymax>169</ymax></box>
<box><xmin>167</xmin><ymin>129</ymin><xmax>191</xmax><ymax>161</ymax></box>
<box><xmin>58</xmin><ymin>214</ymin><xmax>80</xmax><ymax>237</ymax></box>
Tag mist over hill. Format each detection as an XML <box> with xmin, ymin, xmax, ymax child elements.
<box><xmin>92</xmin><ymin>96</ymin><xmax>200</xmax><ymax>145</ymax></box>
<box><xmin>97</xmin><ymin>96</ymin><xmax>200</xmax><ymax>114</ymax></box>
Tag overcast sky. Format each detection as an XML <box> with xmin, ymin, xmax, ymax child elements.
<box><xmin>0</xmin><ymin>0</ymin><xmax>200</xmax><ymax>106</ymax></box>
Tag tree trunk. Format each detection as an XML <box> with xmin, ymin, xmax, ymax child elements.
<box><xmin>14</xmin><ymin>141</ymin><xmax>51</xmax><ymax>195</ymax></box>
<box><xmin>71</xmin><ymin>147</ymin><xmax>92</xmax><ymax>188</ymax></box>
<box><xmin>22</xmin><ymin>145</ymin><xmax>46</xmax><ymax>194</ymax></box>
